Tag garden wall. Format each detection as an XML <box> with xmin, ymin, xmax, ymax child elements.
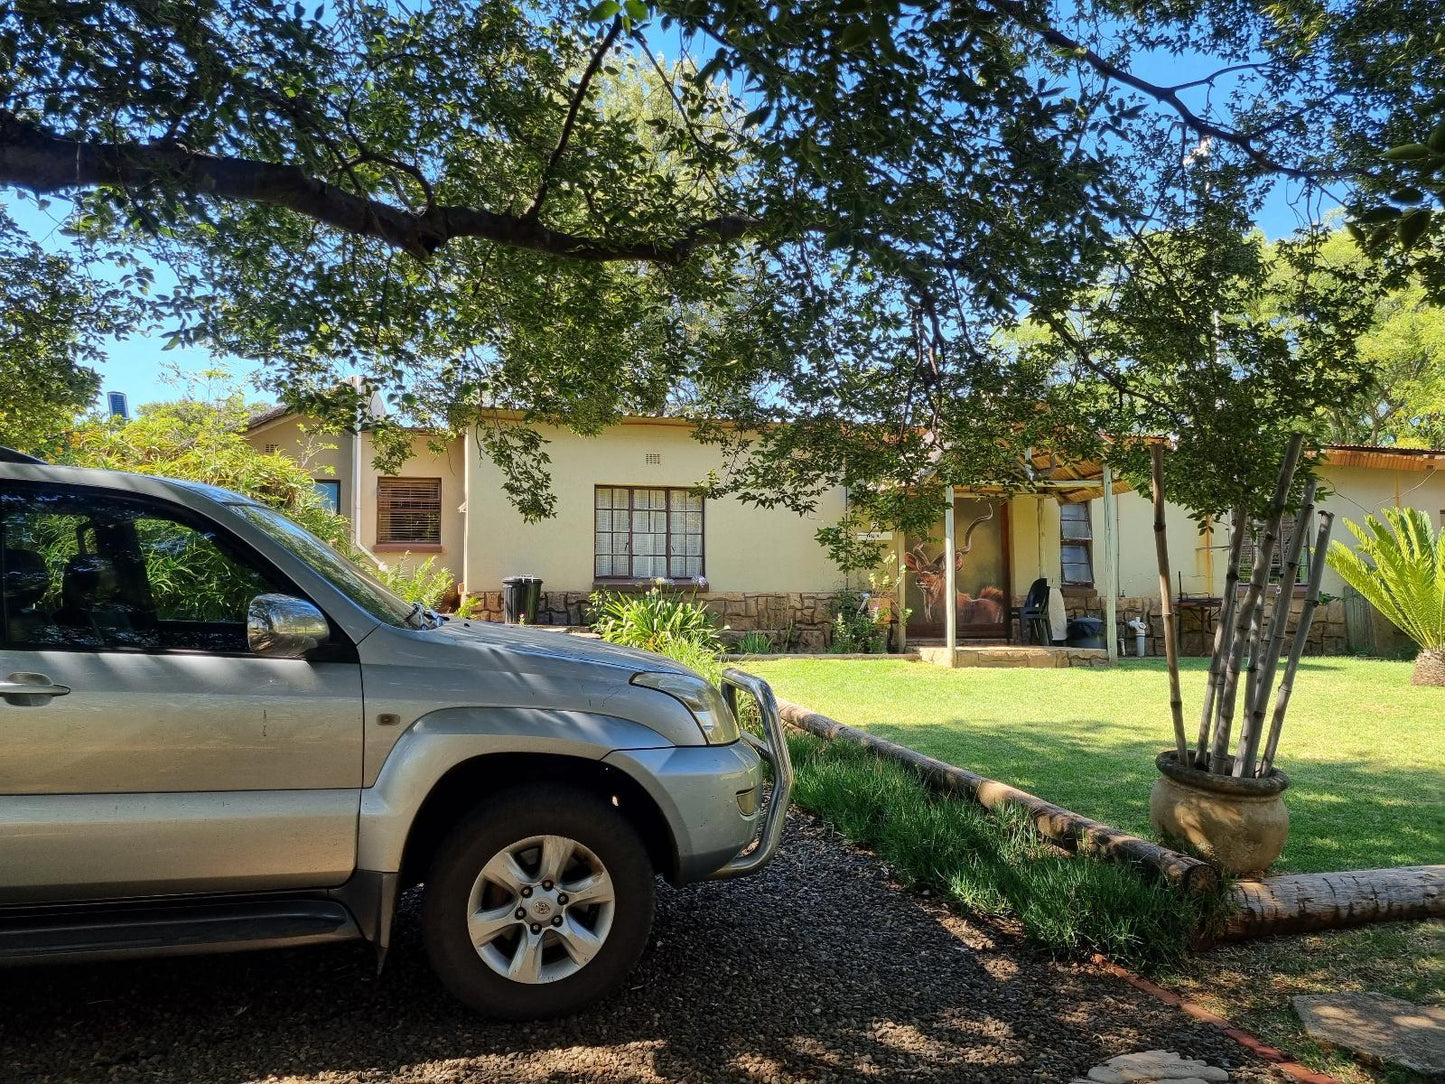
<box><xmin>464</xmin><ymin>587</ymin><xmax>1351</xmax><ymax>657</ymax></box>
<box><xmin>463</xmin><ymin>590</ymin><xmax>843</xmax><ymax>650</ymax></box>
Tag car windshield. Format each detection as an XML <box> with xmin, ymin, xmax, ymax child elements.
<box><xmin>233</xmin><ymin>505</ymin><xmax>424</xmax><ymax>629</ymax></box>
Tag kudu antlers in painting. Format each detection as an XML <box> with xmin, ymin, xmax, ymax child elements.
<box><xmin>902</xmin><ymin>503</ymin><xmax>998</xmax><ymax>623</ymax></box>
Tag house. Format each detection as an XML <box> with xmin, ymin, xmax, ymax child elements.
<box><xmin>244</xmin><ymin>409</ymin><xmax>1445</xmax><ymax>656</ymax></box>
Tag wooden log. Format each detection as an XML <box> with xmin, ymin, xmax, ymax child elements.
<box><xmin>1149</xmin><ymin>445</ymin><xmax>1188</xmax><ymax>765</ymax></box>
<box><xmin>1220</xmin><ymin>865</ymin><xmax>1445</xmax><ymax>940</ymax></box>
<box><xmin>777</xmin><ymin>698</ymin><xmax>1219</xmax><ymax>895</ymax></box>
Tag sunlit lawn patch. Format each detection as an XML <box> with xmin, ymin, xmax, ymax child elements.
<box><xmin>744</xmin><ymin>656</ymin><xmax>1443</xmax><ymax>874</ymax></box>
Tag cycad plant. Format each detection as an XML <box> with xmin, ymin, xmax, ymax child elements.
<box><xmin>1327</xmin><ymin>508</ymin><xmax>1445</xmax><ymax>686</ymax></box>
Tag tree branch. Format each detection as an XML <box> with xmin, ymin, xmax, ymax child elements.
<box><xmin>977</xmin><ymin>0</ymin><xmax>1329</xmax><ymax>183</ymax></box>
<box><xmin>0</xmin><ymin>109</ymin><xmax>759</xmax><ymax>263</ymax></box>
<box><xmin>524</xmin><ymin>17</ymin><xmax>624</xmax><ymax>219</ymax></box>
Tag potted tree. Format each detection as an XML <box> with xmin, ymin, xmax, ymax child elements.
<box><xmin>1327</xmin><ymin>509</ymin><xmax>1445</xmax><ymax>686</ymax></box>
<box><xmin>1145</xmin><ymin>436</ymin><xmax>1336</xmax><ymax>874</ymax></box>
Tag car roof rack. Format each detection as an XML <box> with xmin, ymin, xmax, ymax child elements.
<box><xmin>0</xmin><ymin>447</ymin><xmax>46</xmax><ymax>464</ymax></box>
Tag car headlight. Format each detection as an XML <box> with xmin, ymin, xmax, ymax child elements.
<box><xmin>630</xmin><ymin>670</ymin><xmax>740</xmax><ymax>745</ymax></box>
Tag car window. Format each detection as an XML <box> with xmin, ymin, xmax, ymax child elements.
<box><xmin>1</xmin><ymin>485</ymin><xmax>288</xmax><ymax>653</ymax></box>
<box><xmin>234</xmin><ymin>505</ymin><xmax>422</xmax><ymax>628</ymax></box>
<box><xmin>135</xmin><ymin>516</ymin><xmax>274</xmax><ymax>624</ymax></box>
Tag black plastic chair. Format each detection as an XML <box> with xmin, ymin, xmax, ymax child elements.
<box><xmin>1018</xmin><ymin>577</ymin><xmax>1052</xmax><ymax>644</ymax></box>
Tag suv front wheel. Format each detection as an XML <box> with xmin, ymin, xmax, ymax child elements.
<box><xmin>422</xmin><ymin>782</ymin><xmax>656</xmax><ymax>1018</ymax></box>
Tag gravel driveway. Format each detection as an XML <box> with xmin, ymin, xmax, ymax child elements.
<box><xmin>0</xmin><ymin>813</ymin><xmax>1274</xmax><ymax>1084</ymax></box>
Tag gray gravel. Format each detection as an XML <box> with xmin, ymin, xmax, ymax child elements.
<box><xmin>0</xmin><ymin>813</ymin><xmax>1275</xmax><ymax>1083</ymax></box>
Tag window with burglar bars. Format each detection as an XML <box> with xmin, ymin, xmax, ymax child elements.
<box><xmin>1239</xmin><ymin>513</ymin><xmax>1309</xmax><ymax>584</ymax></box>
<box><xmin>376</xmin><ymin>477</ymin><xmax>442</xmax><ymax>545</ymax></box>
<box><xmin>1059</xmin><ymin>501</ymin><xmax>1094</xmax><ymax>587</ymax></box>
<box><xmin>594</xmin><ymin>486</ymin><xmax>703</xmax><ymax>580</ymax></box>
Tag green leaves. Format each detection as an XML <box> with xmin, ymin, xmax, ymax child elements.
<box><xmin>1401</xmin><ymin>208</ymin><xmax>1433</xmax><ymax>250</ymax></box>
<box><xmin>1383</xmin><ymin>143</ymin><xmax>1432</xmax><ymax>161</ymax></box>
<box><xmin>1328</xmin><ymin>509</ymin><xmax>1445</xmax><ymax>651</ymax></box>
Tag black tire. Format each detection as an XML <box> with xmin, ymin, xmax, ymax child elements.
<box><xmin>421</xmin><ymin>782</ymin><xmax>656</xmax><ymax>1019</ymax></box>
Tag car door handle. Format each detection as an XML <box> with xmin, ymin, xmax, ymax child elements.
<box><xmin>1</xmin><ymin>675</ymin><xmax>71</xmax><ymax>705</ymax></box>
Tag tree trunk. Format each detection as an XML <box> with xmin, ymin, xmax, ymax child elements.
<box><xmin>1149</xmin><ymin>445</ymin><xmax>1188</xmax><ymax>765</ymax></box>
<box><xmin>1413</xmin><ymin>648</ymin><xmax>1445</xmax><ymax>686</ymax></box>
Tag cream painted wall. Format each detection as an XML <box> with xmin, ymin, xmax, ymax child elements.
<box><xmin>1092</xmin><ymin>490</ymin><xmax>1217</xmax><ymax>598</ymax></box>
<box><xmin>1079</xmin><ymin>463</ymin><xmax>1445</xmax><ymax>601</ymax></box>
<box><xmin>465</xmin><ymin>421</ymin><xmax>848</xmax><ymax>594</ymax></box>
<box><xmin>245</xmin><ymin>417</ymin><xmax>468</xmax><ymax>584</ymax></box>
<box><xmin>247</xmin><ymin>411</ymin><xmax>1444</xmax><ymax>608</ymax></box>
<box><xmin>248</xmin><ymin>416</ymin><xmax>352</xmax><ymax>497</ymax></box>
<box><xmin>1313</xmin><ymin>465</ymin><xmax>1445</xmax><ymax>595</ymax></box>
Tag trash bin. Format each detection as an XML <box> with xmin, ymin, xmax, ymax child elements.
<box><xmin>501</xmin><ymin>576</ymin><xmax>543</xmax><ymax>624</ymax></box>
<box><xmin>1066</xmin><ymin>616</ymin><xmax>1106</xmax><ymax>650</ymax></box>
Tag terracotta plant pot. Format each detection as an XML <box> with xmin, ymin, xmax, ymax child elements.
<box><xmin>1149</xmin><ymin>750</ymin><xmax>1290</xmax><ymax>875</ymax></box>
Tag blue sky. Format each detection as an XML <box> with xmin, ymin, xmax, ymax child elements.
<box><xmin>4</xmin><ymin>23</ymin><xmax>1334</xmax><ymax>413</ymax></box>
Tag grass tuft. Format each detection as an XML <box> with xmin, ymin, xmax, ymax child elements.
<box><xmin>786</xmin><ymin>731</ymin><xmax>1208</xmax><ymax>973</ymax></box>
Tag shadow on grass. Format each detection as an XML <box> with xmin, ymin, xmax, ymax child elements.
<box><xmin>867</xmin><ymin>718</ymin><xmax>1444</xmax><ymax>873</ymax></box>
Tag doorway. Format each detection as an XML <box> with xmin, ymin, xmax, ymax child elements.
<box><xmin>903</xmin><ymin>496</ymin><xmax>1011</xmax><ymax>641</ymax></box>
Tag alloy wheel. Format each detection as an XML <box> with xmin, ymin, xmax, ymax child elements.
<box><xmin>465</xmin><ymin>834</ymin><xmax>616</xmax><ymax>984</ymax></box>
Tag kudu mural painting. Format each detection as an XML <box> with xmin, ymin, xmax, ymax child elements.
<box><xmin>902</xmin><ymin>503</ymin><xmax>1007</xmax><ymax>627</ymax></box>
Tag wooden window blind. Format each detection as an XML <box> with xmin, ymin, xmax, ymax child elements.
<box><xmin>594</xmin><ymin>486</ymin><xmax>704</xmax><ymax>580</ymax></box>
<box><xmin>1059</xmin><ymin>501</ymin><xmax>1094</xmax><ymax>587</ymax></box>
<box><xmin>377</xmin><ymin>477</ymin><xmax>442</xmax><ymax>545</ymax></box>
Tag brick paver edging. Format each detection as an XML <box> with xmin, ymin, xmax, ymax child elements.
<box><xmin>1088</xmin><ymin>955</ymin><xmax>1343</xmax><ymax>1084</ymax></box>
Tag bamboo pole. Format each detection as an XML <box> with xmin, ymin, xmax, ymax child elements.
<box><xmin>1211</xmin><ymin>434</ymin><xmax>1304</xmax><ymax>772</ymax></box>
<box><xmin>777</xmin><ymin>699</ymin><xmax>1218</xmax><ymax>894</ymax></box>
<box><xmin>943</xmin><ymin>493</ymin><xmax>957</xmax><ymax>664</ymax></box>
<box><xmin>1102</xmin><ymin>463</ymin><xmax>1118</xmax><ymax>665</ymax></box>
<box><xmin>1150</xmin><ymin>445</ymin><xmax>1189</xmax><ymax>765</ymax></box>
<box><xmin>1235</xmin><ymin>478</ymin><xmax>1317</xmax><ymax>776</ymax></box>
<box><xmin>1260</xmin><ymin>510</ymin><xmax>1335</xmax><ymax>776</ymax></box>
<box><xmin>1231</xmin><ymin>500</ymin><xmax>1312</xmax><ymax>774</ymax></box>
<box><xmin>1196</xmin><ymin>507</ymin><xmax>1246</xmax><ymax>766</ymax></box>
<box><xmin>1211</xmin><ymin>523</ymin><xmax>1260</xmax><ymax>770</ymax></box>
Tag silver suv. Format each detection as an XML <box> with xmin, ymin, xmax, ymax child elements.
<box><xmin>0</xmin><ymin>455</ymin><xmax>790</xmax><ymax>1019</ymax></box>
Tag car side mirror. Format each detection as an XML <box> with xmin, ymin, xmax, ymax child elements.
<box><xmin>247</xmin><ymin>594</ymin><xmax>330</xmax><ymax>658</ymax></box>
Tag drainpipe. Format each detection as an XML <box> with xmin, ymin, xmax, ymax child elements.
<box><xmin>351</xmin><ymin>425</ymin><xmax>363</xmax><ymax>552</ymax></box>
<box><xmin>1127</xmin><ymin>618</ymin><xmax>1148</xmax><ymax>657</ymax></box>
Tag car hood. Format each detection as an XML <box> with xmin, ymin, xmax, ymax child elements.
<box><xmin>426</xmin><ymin>618</ymin><xmax>700</xmax><ymax>677</ymax></box>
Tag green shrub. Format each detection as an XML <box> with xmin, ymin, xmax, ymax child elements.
<box><xmin>377</xmin><ymin>554</ymin><xmax>455</xmax><ymax>610</ymax></box>
<box><xmin>735</xmin><ymin>630</ymin><xmax>775</xmax><ymax>655</ymax></box>
<box><xmin>1328</xmin><ymin>507</ymin><xmax>1443</xmax><ymax>656</ymax></box>
<box><xmin>826</xmin><ymin>588</ymin><xmax>886</xmax><ymax>653</ymax></box>
<box><xmin>589</xmin><ymin>581</ymin><xmax>723</xmax><ymax>655</ymax></box>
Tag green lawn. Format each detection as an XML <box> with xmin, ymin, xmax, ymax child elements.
<box><xmin>744</xmin><ymin>656</ymin><xmax>1443</xmax><ymax>874</ymax></box>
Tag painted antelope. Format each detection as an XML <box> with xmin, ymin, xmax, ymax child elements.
<box><xmin>902</xmin><ymin>503</ymin><xmax>998</xmax><ymax>623</ymax></box>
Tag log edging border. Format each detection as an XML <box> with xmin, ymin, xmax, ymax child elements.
<box><xmin>777</xmin><ymin>697</ymin><xmax>1445</xmax><ymax>940</ymax></box>
<box><xmin>777</xmin><ymin>698</ymin><xmax>1220</xmax><ymax>895</ymax></box>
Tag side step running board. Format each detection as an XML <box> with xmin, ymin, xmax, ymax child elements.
<box><xmin>0</xmin><ymin>897</ymin><xmax>362</xmax><ymax>966</ymax></box>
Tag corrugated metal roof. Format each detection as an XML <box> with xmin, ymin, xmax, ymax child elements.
<box><xmin>1319</xmin><ymin>445</ymin><xmax>1445</xmax><ymax>472</ymax></box>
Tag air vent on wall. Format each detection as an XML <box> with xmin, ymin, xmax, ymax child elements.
<box><xmin>645</xmin><ymin>452</ymin><xmax>662</xmax><ymax>465</ymax></box>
